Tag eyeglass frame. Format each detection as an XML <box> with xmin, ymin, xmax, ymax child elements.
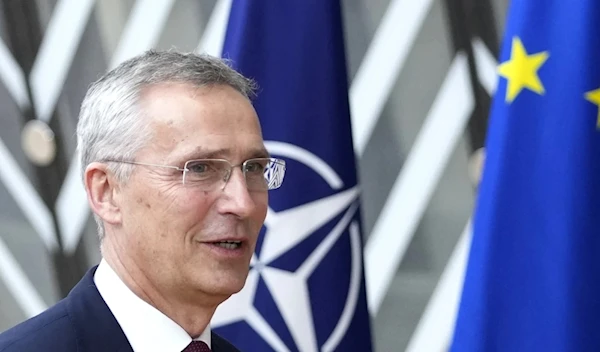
<box><xmin>101</xmin><ymin>157</ymin><xmax>286</xmax><ymax>191</ymax></box>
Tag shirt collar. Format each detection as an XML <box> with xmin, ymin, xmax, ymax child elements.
<box><xmin>94</xmin><ymin>259</ymin><xmax>211</xmax><ymax>352</ymax></box>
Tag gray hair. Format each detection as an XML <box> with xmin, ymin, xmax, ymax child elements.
<box><xmin>76</xmin><ymin>50</ymin><xmax>257</xmax><ymax>241</ymax></box>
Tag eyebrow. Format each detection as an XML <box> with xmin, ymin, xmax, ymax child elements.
<box><xmin>249</xmin><ymin>147</ymin><xmax>271</xmax><ymax>159</ymax></box>
<box><xmin>178</xmin><ymin>146</ymin><xmax>270</xmax><ymax>162</ymax></box>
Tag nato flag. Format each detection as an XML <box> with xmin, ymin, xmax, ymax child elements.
<box><xmin>210</xmin><ymin>1</ymin><xmax>374</xmax><ymax>351</ymax></box>
<box><xmin>452</xmin><ymin>1</ymin><xmax>600</xmax><ymax>351</ymax></box>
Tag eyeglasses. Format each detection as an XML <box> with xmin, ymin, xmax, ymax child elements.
<box><xmin>104</xmin><ymin>157</ymin><xmax>286</xmax><ymax>191</ymax></box>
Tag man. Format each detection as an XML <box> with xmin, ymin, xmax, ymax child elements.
<box><xmin>0</xmin><ymin>50</ymin><xmax>286</xmax><ymax>351</ymax></box>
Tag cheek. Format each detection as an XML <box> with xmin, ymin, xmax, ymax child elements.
<box><xmin>176</xmin><ymin>191</ymin><xmax>215</xmax><ymax>222</ymax></box>
<box><xmin>135</xmin><ymin>196</ymin><xmax>153</xmax><ymax>210</ymax></box>
<box><xmin>124</xmin><ymin>184</ymin><xmax>183</xmax><ymax>233</ymax></box>
<box><xmin>251</xmin><ymin>193</ymin><xmax>269</xmax><ymax>223</ymax></box>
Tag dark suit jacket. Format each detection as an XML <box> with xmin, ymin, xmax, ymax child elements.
<box><xmin>0</xmin><ymin>265</ymin><xmax>239</xmax><ymax>352</ymax></box>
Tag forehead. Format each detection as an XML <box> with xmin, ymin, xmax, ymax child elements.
<box><xmin>139</xmin><ymin>83</ymin><xmax>265</xmax><ymax>161</ymax></box>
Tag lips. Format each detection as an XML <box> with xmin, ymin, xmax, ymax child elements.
<box><xmin>201</xmin><ymin>238</ymin><xmax>248</xmax><ymax>259</ymax></box>
<box><xmin>213</xmin><ymin>240</ymin><xmax>242</xmax><ymax>249</ymax></box>
<box><xmin>199</xmin><ymin>236</ymin><xmax>247</xmax><ymax>249</ymax></box>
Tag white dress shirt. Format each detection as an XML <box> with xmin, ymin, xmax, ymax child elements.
<box><xmin>94</xmin><ymin>259</ymin><xmax>211</xmax><ymax>352</ymax></box>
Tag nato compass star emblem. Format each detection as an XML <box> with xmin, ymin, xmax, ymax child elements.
<box><xmin>211</xmin><ymin>141</ymin><xmax>364</xmax><ymax>352</ymax></box>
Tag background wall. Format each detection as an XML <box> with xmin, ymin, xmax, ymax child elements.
<box><xmin>0</xmin><ymin>0</ymin><xmax>510</xmax><ymax>350</ymax></box>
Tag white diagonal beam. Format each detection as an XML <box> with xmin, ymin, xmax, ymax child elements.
<box><xmin>109</xmin><ymin>0</ymin><xmax>176</xmax><ymax>69</ymax></box>
<box><xmin>0</xmin><ymin>0</ymin><xmax>97</xmax><ymax>253</ymax></box>
<box><xmin>195</xmin><ymin>0</ymin><xmax>232</xmax><ymax>56</ymax></box>
<box><xmin>0</xmin><ymin>39</ymin><xmax>30</xmax><ymax>110</ymax></box>
<box><xmin>364</xmin><ymin>53</ymin><xmax>474</xmax><ymax>314</ymax></box>
<box><xmin>55</xmin><ymin>157</ymin><xmax>88</xmax><ymax>254</ymax></box>
<box><xmin>57</xmin><ymin>0</ymin><xmax>177</xmax><ymax>254</ymax></box>
<box><xmin>472</xmin><ymin>38</ymin><xmax>499</xmax><ymax>95</ymax></box>
<box><xmin>406</xmin><ymin>219</ymin><xmax>472</xmax><ymax>352</ymax></box>
<box><xmin>403</xmin><ymin>40</ymin><xmax>497</xmax><ymax>351</ymax></box>
<box><xmin>0</xmin><ymin>139</ymin><xmax>57</xmax><ymax>250</ymax></box>
<box><xmin>29</xmin><ymin>0</ymin><xmax>96</xmax><ymax>123</ymax></box>
<box><xmin>350</xmin><ymin>0</ymin><xmax>435</xmax><ymax>155</ymax></box>
<box><xmin>0</xmin><ymin>235</ymin><xmax>48</xmax><ymax>318</ymax></box>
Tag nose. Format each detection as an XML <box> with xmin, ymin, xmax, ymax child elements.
<box><xmin>218</xmin><ymin>168</ymin><xmax>256</xmax><ymax>218</ymax></box>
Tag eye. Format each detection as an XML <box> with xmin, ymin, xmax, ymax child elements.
<box><xmin>187</xmin><ymin>161</ymin><xmax>211</xmax><ymax>173</ymax></box>
<box><xmin>244</xmin><ymin>160</ymin><xmax>267</xmax><ymax>173</ymax></box>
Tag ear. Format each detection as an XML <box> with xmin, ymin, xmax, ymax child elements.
<box><xmin>84</xmin><ymin>162</ymin><xmax>122</xmax><ymax>227</ymax></box>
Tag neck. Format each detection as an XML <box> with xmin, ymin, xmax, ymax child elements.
<box><xmin>100</xmin><ymin>236</ymin><xmax>219</xmax><ymax>337</ymax></box>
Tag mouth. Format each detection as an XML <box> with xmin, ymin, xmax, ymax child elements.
<box><xmin>198</xmin><ymin>238</ymin><xmax>248</xmax><ymax>258</ymax></box>
<box><xmin>212</xmin><ymin>240</ymin><xmax>242</xmax><ymax>250</ymax></box>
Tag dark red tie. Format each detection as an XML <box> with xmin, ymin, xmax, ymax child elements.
<box><xmin>183</xmin><ymin>340</ymin><xmax>211</xmax><ymax>352</ymax></box>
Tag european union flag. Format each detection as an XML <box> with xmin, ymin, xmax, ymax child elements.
<box><xmin>210</xmin><ymin>1</ymin><xmax>373</xmax><ymax>351</ymax></box>
<box><xmin>451</xmin><ymin>1</ymin><xmax>600</xmax><ymax>351</ymax></box>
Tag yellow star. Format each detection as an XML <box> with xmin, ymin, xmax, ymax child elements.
<box><xmin>585</xmin><ymin>88</ymin><xmax>600</xmax><ymax>128</ymax></box>
<box><xmin>497</xmin><ymin>37</ymin><xmax>549</xmax><ymax>103</ymax></box>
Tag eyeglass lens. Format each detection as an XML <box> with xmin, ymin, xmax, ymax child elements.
<box><xmin>183</xmin><ymin>158</ymin><xmax>285</xmax><ymax>190</ymax></box>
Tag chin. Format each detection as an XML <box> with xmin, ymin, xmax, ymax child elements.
<box><xmin>203</xmin><ymin>273</ymin><xmax>248</xmax><ymax>297</ymax></box>
<box><xmin>225</xmin><ymin>275</ymin><xmax>248</xmax><ymax>294</ymax></box>
<box><xmin>205</xmin><ymin>283</ymin><xmax>245</xmax><ymax>300</ymax></box>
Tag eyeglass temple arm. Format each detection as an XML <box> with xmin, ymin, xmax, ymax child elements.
<box><xmin>105</xmin><ymin>160</ymin><xmax>186</xmax><ymax>172</ymax></box>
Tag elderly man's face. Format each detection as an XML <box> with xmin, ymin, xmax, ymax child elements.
<box><xmin>118</xmin><ymin>83</ymin><xmax>268</xmax><ymax>301</ymax></box>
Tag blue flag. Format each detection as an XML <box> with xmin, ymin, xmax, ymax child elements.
<box><xmin>451</xmin><ymin>1</ymin><xmax>600</xmax><ymax>351</ymax></box>
<box><xmin>210</xmin><ymin>1</ymin><xmax>373</xmax><ymax>351</ymax></box>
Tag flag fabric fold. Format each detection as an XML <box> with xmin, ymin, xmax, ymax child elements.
<box><xmin>452</xmin><ymin>1</ymin><xmax>600</xmax><ymax>351</ymax></box>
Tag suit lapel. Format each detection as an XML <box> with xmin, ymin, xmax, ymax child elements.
<box><xmin>66</xmin><ymin>265</ymin><xmax>133</xmax><ymax>352</ymax></box>
<box><xmin>211</xmin><ymin>331</ymin><xmax>240</xmax><ymax>352</ymax></box>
